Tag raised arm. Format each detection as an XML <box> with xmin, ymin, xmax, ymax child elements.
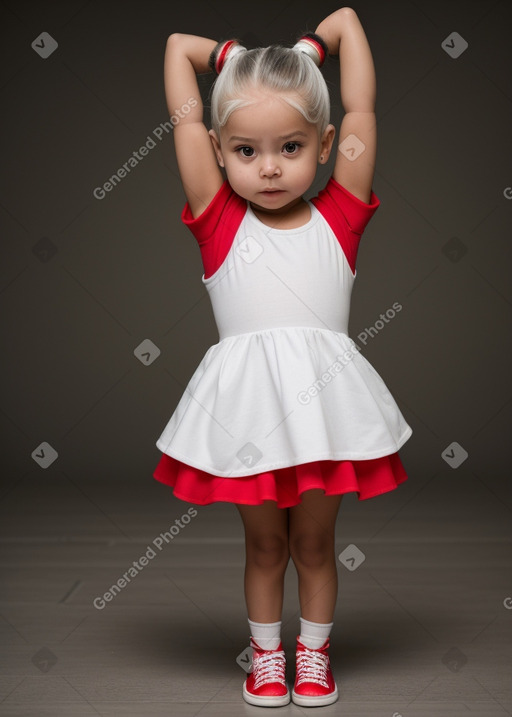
<box><xmin>164</xmin><ymin>33</ymin><xmax>224</xmax><ymax>218</ymax></box>
<box><xmin>315</xmin><ymin>7</ymin><xmax>377</xmax><ymax>204</ymax></box>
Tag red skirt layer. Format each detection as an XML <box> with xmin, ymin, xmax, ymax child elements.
<box><xmin>153</xmin><ymin>452</ymin><xmax>408</xmax><ymax>509</ymax></box>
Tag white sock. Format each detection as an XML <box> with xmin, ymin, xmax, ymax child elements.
<box><xmin>248</xmin><ymin>619</ymin><xmax>282</xmax><ymax>650</ymax></box>
<box><xmin>299</xmin><ymin>617</ymin><xmax>333</xmax><ymax>649</ymax></box>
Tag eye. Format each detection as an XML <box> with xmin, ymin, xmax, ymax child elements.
<box><xmin>283</xmin><ymin>141</ymin><xmax>301</xmax><ymax>154</ymax></box>
<box><xmin>236</xmin><ymin>146</ymin><xmax>254</xmax><ymax>157</ymax></box>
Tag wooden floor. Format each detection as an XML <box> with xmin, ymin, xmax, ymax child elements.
<box><xmin>0</xmin><ymin>468</ymin><xmax>511</xmax><ymax>716</ymax></box>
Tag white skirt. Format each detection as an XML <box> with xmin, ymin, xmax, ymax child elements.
<box><xmin>156</xmin><ymin>326</ymin><xmax>412</xmax><ymax>477</ymax></box>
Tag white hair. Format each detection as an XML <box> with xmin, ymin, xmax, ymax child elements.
<box><xmin>209</xmin><ymin>45</ymin><xmax>330</xmax><ymax>140</ymax></box>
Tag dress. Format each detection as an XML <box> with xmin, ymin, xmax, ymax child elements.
<box><xmin>153</xmin><ymin>174</ymin><xmax>413</xmax><ymax>508</ymax></box>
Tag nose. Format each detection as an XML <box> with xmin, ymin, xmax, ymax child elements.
<box><xmin>259</xmin><ymin>154</ymin><xmax>281</xmax><ymax>178</ymax></box>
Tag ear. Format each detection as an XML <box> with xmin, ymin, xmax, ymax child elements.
<box><xmin>318</xmin><ymin>123</ymin><xmax>336</xmax><ymax>163</ymax></box>
<box><xmin>208</xmin><ymin>129</ymin><xmax>225</xmax><ymax>167</ymax></box>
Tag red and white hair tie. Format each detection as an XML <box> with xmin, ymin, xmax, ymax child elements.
<box><xmin>292</xmin><ymin>32</ymin><xmax>328</xmax><ymax>67</ymax></box>
<box><xmin>209</xmin><ymin>39</ymin><xmax>247</xmax><ymax>75</ymax></box>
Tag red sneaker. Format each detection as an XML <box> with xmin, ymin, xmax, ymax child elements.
<box><xmin>242</xmin><ymin>636</ymin><xmax>290</xmax><ymax>706</ymax></box>
<box><xmin>292</xmin><ymin>636</ymin><xmax>338</xmax><ymax>706</ymax></box>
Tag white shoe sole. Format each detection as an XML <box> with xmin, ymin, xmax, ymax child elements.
<box><xmin>243</xmin><ymin>680</ymin><xmax>291</xmax><ymax>707</ymax></box>
<box><xmin>291</xmin><ymin>685</ymin><xmax>339</xmax><ymax>706</ymax></box>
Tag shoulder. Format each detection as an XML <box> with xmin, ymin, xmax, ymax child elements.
<box><xmin>181</xmin><ymin>179</ymin><xmax>248</xmax><ymax>244</ymax></box>
<box><xmin>310</xmin><ymin>175</ymin><xmax>381</xmax><ymax>274</ymax></box>
<box><xmin>311</xmin><ymin>174</ymin><xmax>380</xmax><ymax>236</ymax></box>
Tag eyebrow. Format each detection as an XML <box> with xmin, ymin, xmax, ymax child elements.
<box><xmin>228</xmin><ymin>131</ymin><xmax>309</xmax><ymax>142</ymax></box>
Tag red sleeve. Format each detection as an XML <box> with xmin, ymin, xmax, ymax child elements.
<box><xmin>311</xmin><ymin>175</ymin><xmax>380</xmax><ymax>274</ymax></box>
<box><xmin>181</xmin><ymin>180</ymin><xmax>247</xmax><ymax>280</ymax></box>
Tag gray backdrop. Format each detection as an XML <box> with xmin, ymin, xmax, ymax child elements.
<box><xmin>1</xmin><ymin>1</ymin><xmax>511</xmax><ymax>716</ymax></box>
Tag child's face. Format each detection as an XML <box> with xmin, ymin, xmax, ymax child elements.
<box><xmin>210</xmin><ymin>89</ymin><xmax>333</xmax><ymax>214</ymax></box>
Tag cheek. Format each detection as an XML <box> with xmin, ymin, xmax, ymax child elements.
<box><xmin>296</xmin><ymin>165</ymin><xmax>317</xmax><ymax>190</ymax></box>
<box><xmin>226</xmin><ymin>161</ymin><xmax>251</xmax><ymax>181</ymax></box>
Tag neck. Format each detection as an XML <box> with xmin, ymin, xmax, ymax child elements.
<box><xmin>249</xmin><ymin>195</ymin><xmax>305</xmax><ymax>218</ymax></box>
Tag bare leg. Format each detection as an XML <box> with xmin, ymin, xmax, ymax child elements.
<box><xmin>236</xmin><ymin>500</ymin><xmax>290</xmax><ymax>623</ymax></box>
<box><xmin>289</xmin><ymin>490</ymin><xmax>343</xmax><ymax>623</ymax></box>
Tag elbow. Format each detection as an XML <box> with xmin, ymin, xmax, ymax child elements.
<box><xmin>167</xmin><ymin>33</ymin><xmax>183</xmax><ymax>47</ymax></box>
<box><xmin>338</xmin><ymin>7</ymin><xmax>359</xmax><ymax>21</ymax></box>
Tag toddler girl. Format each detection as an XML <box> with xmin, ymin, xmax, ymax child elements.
<box><xmin>154</xmin><ymin>7</ymin><xmax>412</xmax><ymax>707</ymax></box>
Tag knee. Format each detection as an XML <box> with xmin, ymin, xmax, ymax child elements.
<box><xmin>289</xmin><ymin>533</ymin><xmax>332</xmax><ymax>569</ymax></box>
<box><xmin>246</xmin><ymin>533</ymin><xmax>289</xmax><ymax>570</ymax></box>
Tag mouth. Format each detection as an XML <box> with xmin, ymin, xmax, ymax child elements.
<box><xmin>260</xmin><ymin>189</ymin><xmax>284</xmax><ymax>196</ymax></box>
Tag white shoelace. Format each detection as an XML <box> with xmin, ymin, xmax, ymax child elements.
<box><xmin>252</xmin><ymin>649</ymin><xmax>286</xmax><ymax>690</ymax></box>
<box><xmin>296</xmin><ymin>647</ymin><xmax>329</xmax><ymax>687</ymax></box>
